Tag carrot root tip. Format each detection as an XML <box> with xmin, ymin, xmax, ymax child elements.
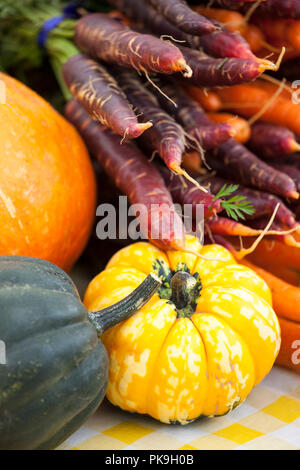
<box><xmin>289</xmin><ymin>191</ymin><xmax>299</xmax><ymax>200</ymax></box>
<box><xmin>170</xmin><ymin>163</ymin><xmax>208</xmax><ymax>192</ymax></box>
<box><xmin>257</xmin><ymin>47</ymin><xmax>285</xmax><ymax>73</ymax></box>
<box><xmin>128</xmin><ymin>121</ymin><xmax>153</xmax><ymax>138</ymax></box>
<box><xmin>290</xmin><ymin>140</ymin><xmax>300</xmax><ymax>153</ymax></box>
<box><xmin>183</xmin><ymin>64</ymin><xmax>193</xmax><ymax>78</ymax></box>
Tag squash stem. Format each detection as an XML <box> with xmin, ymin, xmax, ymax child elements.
<box><xmin>171</xmin><ymin>271</ymin><xmax>198</xmax><ymax>315</ymax></box>
<box><xmin>88</xmin><ymin>273</ymin><xmax>161</xmax><ymax>336</ymax></box>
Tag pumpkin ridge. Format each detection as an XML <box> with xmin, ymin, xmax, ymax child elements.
<box><xmin>200</xmin><ymin>285</ymin><xmax>278</xmax><ymax>331</ymax></box>
<box><xmin>191</xmin><ymin>249</ymin><xmax>203</xmax><ymax>276</ymax></box>
<box><xmin>205</xmin><ymin>310</ymin><xmax>260</xmax><ymax>384</ymax></box>
<box><xmin>189</xmin><ymin>316</ymin><xmax>209</xmax><ymax>419</ymax></box>
<box><xmin>194</xmin><ymin>302</ymin><xmax>276</xmax><ymax>386</ymax></box>
<box><xmin>174</xmin><ymin>318</ymin><xmax>203</xmax><ymax>423</ymax></box>
<box><xmin>191</xmin><ymin>313</ymin><xmax>256</xmax><ymax>416</ymax></box>
<box><xmin>144</xmin><ymin>308</ymin><xmax>177</xmax><ymax>418</ymax></box>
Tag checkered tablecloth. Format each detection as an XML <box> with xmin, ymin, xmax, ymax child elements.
<box><xmin>57</xmin><ymin>366</ymin><xmax>300</xmax><ymax>450</ymax></box>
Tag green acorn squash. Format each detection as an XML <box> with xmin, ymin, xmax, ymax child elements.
<box><xmin>0</xmin><ymin>256</ymin><xmax>160</xmax><ymax>450</ymax></box>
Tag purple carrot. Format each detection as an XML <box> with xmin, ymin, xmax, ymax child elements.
<box><xmin>114</xmin><ymin>67</ymin><xmax>186</xmax><ymax>175</ymax></box>
<box><xmin>74</xmin><ymin>13</ymin><xmax>191</xmax><ymax>76</ymax></box>
<box><xmin>153</xmin><ymin>78</ymin><xmax>234</xmax><ymax>149</ymax></box>
<box><xmin>179</xmin><ymin>46</ymin><xmax>274</xmax><ymax>87</ymax></box>
<box><xmin>192</xmin><ymin>28</ymin><xmax>254</xmax><ymax>60</ymax></box>
<box><xmin>202</xmin><ymin>175</ymin><xmax>298</xmax><ymax>228</ymax></box>
<box><xmin>271</xmin><ymin>163</ymin><xmax>300</xmax><ymax>193</ymax></box>
<box><xmin>62</xmin><ymin>54</ymin><xmax>151</xmax><ymax>138</ymax></box>
<box><xmin>186</xmin><ymin>125</ymin><xmax>236</xmax><ymax>151</ymax></box>
<box><xmin>145</xmin><ymin>0</ymin><xmax>217</xmax><ymax>35</ymax></box>
<box><xmin>248</xmin><ymin>123</ymin><xmax>300</xmax><ymax>159</ymax></box>
<box><xmin>65</xmin><ymin>99</ymin><xmax>186</xmax><ymax>251</ymax></box>
<box><xmin>160</xmin><ymin>168</ymin><xmax>222</xmax><ymax>219</ymax></box>
<box><xmin>269</xmin><ymin>154</ymin><xmax>300</xmax><ymax>170</ymax></box>
<box><xmin>108</xmin><ymin>0</ymin><xmax>266</xmax><ymax>61</ymax></box>
<box><xmin>205</xmin><ymin>139</ymin><xmax>299</xmax><ymax>200</ymax></box>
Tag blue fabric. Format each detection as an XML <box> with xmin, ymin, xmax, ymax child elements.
<box><xmin>37</xmin><ymin>1</ymin><xmax>84</xmax><ymax>48</ymax></box>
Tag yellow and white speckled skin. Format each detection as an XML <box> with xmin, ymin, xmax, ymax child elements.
<box><xmin>84</xmin><ymin>236</ymin><xmax>280</xmax><ymax>425</ymax></box>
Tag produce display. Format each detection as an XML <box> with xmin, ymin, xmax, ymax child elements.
<box><xmin>0</xmin><ymin>0</ymin><xmax>300</xmax><ymax>451</ymax></box>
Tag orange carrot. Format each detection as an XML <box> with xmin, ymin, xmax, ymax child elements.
<box><xmin>215</xmin><ymin>83</ymin><xmax>300</xmax><ymax>136</ymax></box>
<box><xmin>276</xmin><ymin>317</ymin><xmax>300</xmax><ymax>373</ymax></box>
<box><xmin>207</xmin><ymin>216</ymin><xmax>262</xmax><ymax>237</ymax></box>
<box><xmin>252</xmin><ymin>80</ymin><xmax>292</xmax><ymax>99</ymax></box>
<box><xmin>242</xmin><ymin>259</ymin><xmax>300</xmax><ymax>324</ymax></box>
<box><xmin>191</xmin><ymin>6</ymin><xmax>245</xmax><ymax>32</ymax></box>
<box><xmin>242</xmin><ymin>260</ymin><xmax>300</xmax><ymax>373</ymax></box>
<box><xmin>252</xmin><ymin>17</ymin><xmax>300</xmax><ymax>52</ymax></box>
<box><xmin>242</xmin><ymin>24</ymin><xmax>267</xmax><ymax>53</ymax></box>
<box><xmin>207</xmin><ymin>112</ymin><xmax>250</xmax><ymax>143</ymax></box>
<box><xmin>246</xmin><ymin>238</ymin><xmax>300</xmax><ymax>274</ymax></box>
<box><xmin>250</xmin><ymin>261</ymin><xmax>300</xmax><ymax>286</ymax></box>
<box><xmin>255</xmin><ymin>45</ymin><xmax>300</xmax><ymax>63</ymax></box>
<box><xmin>183</xmin><ymin>152</ymin><xmax>203</xmax><ymax>173</ymax></box>
<box><xmin>184</xmin><ymin>85</ymin><xmax>222</xmax><ymax>112</ymax></box>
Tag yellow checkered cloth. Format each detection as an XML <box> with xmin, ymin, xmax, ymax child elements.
<box><xmin>57</xmin><ymin>366</ymin><xmax>300</xmax><ymax>450</ymax></box>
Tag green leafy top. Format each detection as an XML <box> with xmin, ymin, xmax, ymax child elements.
<box><xmin>213</xmin><ymin>184</ymin><xmax>255</xmax><ymax>221</ymax></box>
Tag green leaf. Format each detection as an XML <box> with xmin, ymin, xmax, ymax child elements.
<box><xmin>213</xmin><ymin>184</ymin><xmax>239</xmax><ymax>201</ymax></box>
<box><xmin>213</xmin><ymin>183</ymin><xmax>255</xmax><ymax>221</ymax></box>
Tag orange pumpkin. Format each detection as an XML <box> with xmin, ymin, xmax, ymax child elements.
<box><xmin>0</xmin><ymin>73</ymin><xmax>96</xmax><ymax>271</ymax></box>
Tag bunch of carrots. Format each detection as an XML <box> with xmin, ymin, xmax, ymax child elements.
<box><xmin>6</xmin><ymin>0</ymin><xmax>299</xmax><ymax>371</ymax></box>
